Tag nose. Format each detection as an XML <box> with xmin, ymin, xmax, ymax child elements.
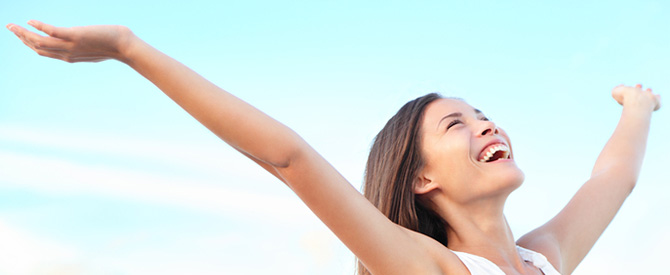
<box><xmin>478</xmin><ymin>120</ymin><xmax>499</xmax><ymax>137</ymax></box>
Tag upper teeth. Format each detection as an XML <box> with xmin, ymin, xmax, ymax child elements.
<box><xmin>479</xmin><ymin>144</ymin><xmax>510</xmax><ymax>162</ymax></box>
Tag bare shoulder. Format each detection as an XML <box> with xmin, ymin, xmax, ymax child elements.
<box><xmin>517</xmin><ymin>230</ymin><xmax>563</xmax><ymax>272</ymax></box>
<box><xmin>402</xmin><ymin>227</ymin><xmax>471</xmax><ymax>275</ymax></box>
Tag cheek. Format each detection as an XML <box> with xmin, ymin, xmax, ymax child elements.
<box><xmin>422</xmin><ymin>132</ymin><xmax>475</xmax><ymax>182</ymax></box>
<box><xmin>432</xmin><ymin>142</ymin><xmax>469</xmax><ymax>169</ymax></box>
<box><xmin>431</xmin><ymin>148</ymin><xmax>478</xmax><ymax>187</ymax></box>
<box><xmin>441</xmin><ymin>137</ymin><xmax>475</xmax><ymax>171</ymax></box>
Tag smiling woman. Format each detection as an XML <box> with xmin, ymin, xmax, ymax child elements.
<box><xmin>5</xmin><ymin>19</ymin><xmax>662</xmax><ymax>275</ymax></box>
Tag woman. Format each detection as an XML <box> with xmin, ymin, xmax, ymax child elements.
<box><xmin>6</xmin><ymin>21</ymin><xmax>660</xmax><ymax>274</ymax></box>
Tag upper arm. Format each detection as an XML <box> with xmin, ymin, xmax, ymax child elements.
<box><xmin>518</xmin><ymin>173</ymin><xmax>634</xmax><ymax>274</ymax></box>
<box><xmin>274</xmin><ymin>143</ymin><xmax>456</xmax><ymax>275</ymax></box>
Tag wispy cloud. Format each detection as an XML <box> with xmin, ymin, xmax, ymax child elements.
<box><xmin>0</xmin><ymin>126</ymin><xmax>314</xmax><ymax>224</ymax></box>
<box><xmin>0</xmin><ymin>125</ymin><xmax>356</xmax><ymax>274</ymax></box>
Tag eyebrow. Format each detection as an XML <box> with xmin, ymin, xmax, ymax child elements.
<box><xmin>437</xmin><ymin>112</ymin><xmax>462</xmax><ymax>129</ymax></box>
<box><xmin>436</xmin><ymin>108</ymin><xmax>484</xmax><ymax>130</ymax></box>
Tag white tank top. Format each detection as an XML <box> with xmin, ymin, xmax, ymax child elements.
<box><xmin>452</xmin><ymin>246</ymin><xmax>561</xmax><ymax>275</ymax></box>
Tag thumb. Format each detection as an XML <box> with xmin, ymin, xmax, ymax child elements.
<box><xmin>27</xmin><ymin>20</ymin><xmax>72</xmax><ymax>40</ymax></box>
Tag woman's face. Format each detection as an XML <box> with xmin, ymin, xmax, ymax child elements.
<box><xmin>418</xmin><ymin>98</ymin><xmax>524</xmax><ymax>203</ymax></box>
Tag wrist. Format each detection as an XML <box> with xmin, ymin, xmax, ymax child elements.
<box><xmin>115</xmin><ymin>26</ymin><xmax>140</xmax><ymax>65</ymax></box>
<box><xmin>621</xmin><ymin>102</ymin><xmax>653</xmax><ymax>122</ymax></box>
<box><xmin>622</xmin><ymin>96</ymin><xmax>656</xmax><ymax>113</ymax></box>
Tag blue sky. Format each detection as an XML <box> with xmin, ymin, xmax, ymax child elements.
<box><xmin>1</xmin><ymin>1</ymin><xmax>669</xmax><ymax>274</ymax></box>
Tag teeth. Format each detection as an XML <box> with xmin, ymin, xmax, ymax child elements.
<box><xmin>479</xmin><ymin>144</ymin><xmax>510</xmax><ymax>162</ymax></box>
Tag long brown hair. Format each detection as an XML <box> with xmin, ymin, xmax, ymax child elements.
<box><xmin>357</xmin><ymin>93</ymin><xmax>448</xmax><ymax>275</ymax></box>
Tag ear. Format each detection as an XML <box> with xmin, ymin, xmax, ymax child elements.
<box><xmin>414</xmin><ymin>174</ymin><xmax>440</xmax><ymax>195</ymax></box>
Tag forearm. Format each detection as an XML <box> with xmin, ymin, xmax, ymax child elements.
<box><xmin>591</xmin><ymin>105</ymin><xmax>653</xmax><ymax>185</ymax></box>
<box><xmin>120</xmin><ymin>31</ymin><xmax>304</xmax><ymax>168</ymax></box>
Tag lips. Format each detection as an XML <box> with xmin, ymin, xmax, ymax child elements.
<box><xmin>477</xmin><ymin>140</ymin><xmax>511</xmax><ymax>163</ymax></box>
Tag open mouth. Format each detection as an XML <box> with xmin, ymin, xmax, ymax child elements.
<box><xmin>478</xmin><ymin>143</ymin><xmax>511</xmax><ymax>163</ymax></box>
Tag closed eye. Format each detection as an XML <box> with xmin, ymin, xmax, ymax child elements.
<box><xmin>447</xmin><ymin>119</ymin><xmax>462</xmax><ymax>130</ymax></box>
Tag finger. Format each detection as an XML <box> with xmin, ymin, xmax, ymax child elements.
<box><xmin>27</xmin><ymin>20</ymin><xmax>73</xmax><ymax>40</ymax></box>
<box><xmin>18</xmin><ymin>37</ymin><xmax>69</xmax><ymax>61</ymax></box>
<box><xmin>10</xmin><ymin>24</ymin><xmax>70</xmax><ymax>52</ymax></box>
<box><xmin>23</xmin><ymin>36</ymin><xmax>70</xmax><ymax>52</ymax></box>
<box><xmin>7</xmin><ymin>23</ymin><xmax>25</xmax><ymax>38</ymax></box>
<box><xmin>8</xmin><ymin>24</ymin><xmax>43</xmax><ymax>45</ymax></box>
<box><xmin>16</xmin><ymin>32</ymin><xmax>43</xmax><ymax>53</ymax></box>
<box><xmin>15</xmin><ymin>31</ymin><xmax>69</xmax><ymax>61</ymax></box>
<box><xmin>33</xmin><ymin>37</ymin><xmax>71</xmax><ymax>51</ymax></box>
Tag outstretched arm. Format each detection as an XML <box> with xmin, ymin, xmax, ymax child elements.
<box><xmin>7</xmin><ymin>21</ymin><xmax>460</xmax><ymax>274</ymax></box>
<box><xmin>518</xmin><ymin>84</ymin><xmax>661</xmax><ymax>274</ymax></box>
<box><xmin>7</xmin><ymin>20</ymin><xmax>301</xmax><ymax>169</ymax></box>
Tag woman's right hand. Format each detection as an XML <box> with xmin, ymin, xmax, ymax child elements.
<box><xmin>5</xmin><ymin>20</ymin><xmax>466</xmax><ymax>274</ymax></box>
<box><xmin>6</xmin><ymin>20</ymin><xmax>135</xmax><ymax>63</ymax></box>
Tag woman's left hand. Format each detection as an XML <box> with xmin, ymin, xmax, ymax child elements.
<box><xmin>612</xmin><ymin>84</ymin><xmax>661</xmax><ymax>112</ymax></box>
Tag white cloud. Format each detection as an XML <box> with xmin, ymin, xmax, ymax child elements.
<box><xmin>0</xmin><ymin>126</ymin><xmax>357</xmax><ymax>274</ymax></box>
<box><xmin>0</xmin><ymin>149</ymin><xmax>314</xmax><ymax>224</ymax></box>
<box><xmin>0</xmin><ymin>125</ymin><xmax>331</xmax><ymax>227</ymax></box>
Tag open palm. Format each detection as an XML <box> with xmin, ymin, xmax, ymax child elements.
<box><xmin>7</xmin><ymin>20</ymin><xmax>133</xmax><ymax>63</ymax></box>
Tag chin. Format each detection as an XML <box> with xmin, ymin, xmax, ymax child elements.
<box><xmin>486</xmin><ymin>166</ymin><xmax>525</xmax><ymax>193</ymax></box>
<box><xmin>507</xmin><ymin>169</ymin><xmax>525</xmax><ymax>190</ymax></box>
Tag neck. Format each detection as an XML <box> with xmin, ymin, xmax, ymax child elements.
<box><xmin>433</xmin><ymin>196</ymin><xmax>528</xmax><ymax>272</ymax></box>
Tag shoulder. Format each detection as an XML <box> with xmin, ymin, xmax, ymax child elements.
<box><xmin>517</xmin><ymin>232</ymin><xmax>562</xmax><ymax>273</ymax></box>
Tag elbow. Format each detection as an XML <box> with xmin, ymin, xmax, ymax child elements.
<box><xmin>614</xmin><ymin>177</ymin><xmax>638</xmax><ymax>195</ymax></box>
<box><xmin>267</xmin><ymin>136</ymin><xmax>309</xmax><ymax>169</ymax></box>
<box><xmin>271</xmin><ymin>150</ymin><xmax>297</xmax><ymax>169</ymax></box>
<box><xmin>627</xmin><ymin>179</ymin><xmax>638</xmax><ymax>194</ymax></box>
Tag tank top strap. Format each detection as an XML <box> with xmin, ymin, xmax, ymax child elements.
<box><xmin>516</xmin><ymin>246</ymin><xmax>562</xmax><ymax>275</ymax></box>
